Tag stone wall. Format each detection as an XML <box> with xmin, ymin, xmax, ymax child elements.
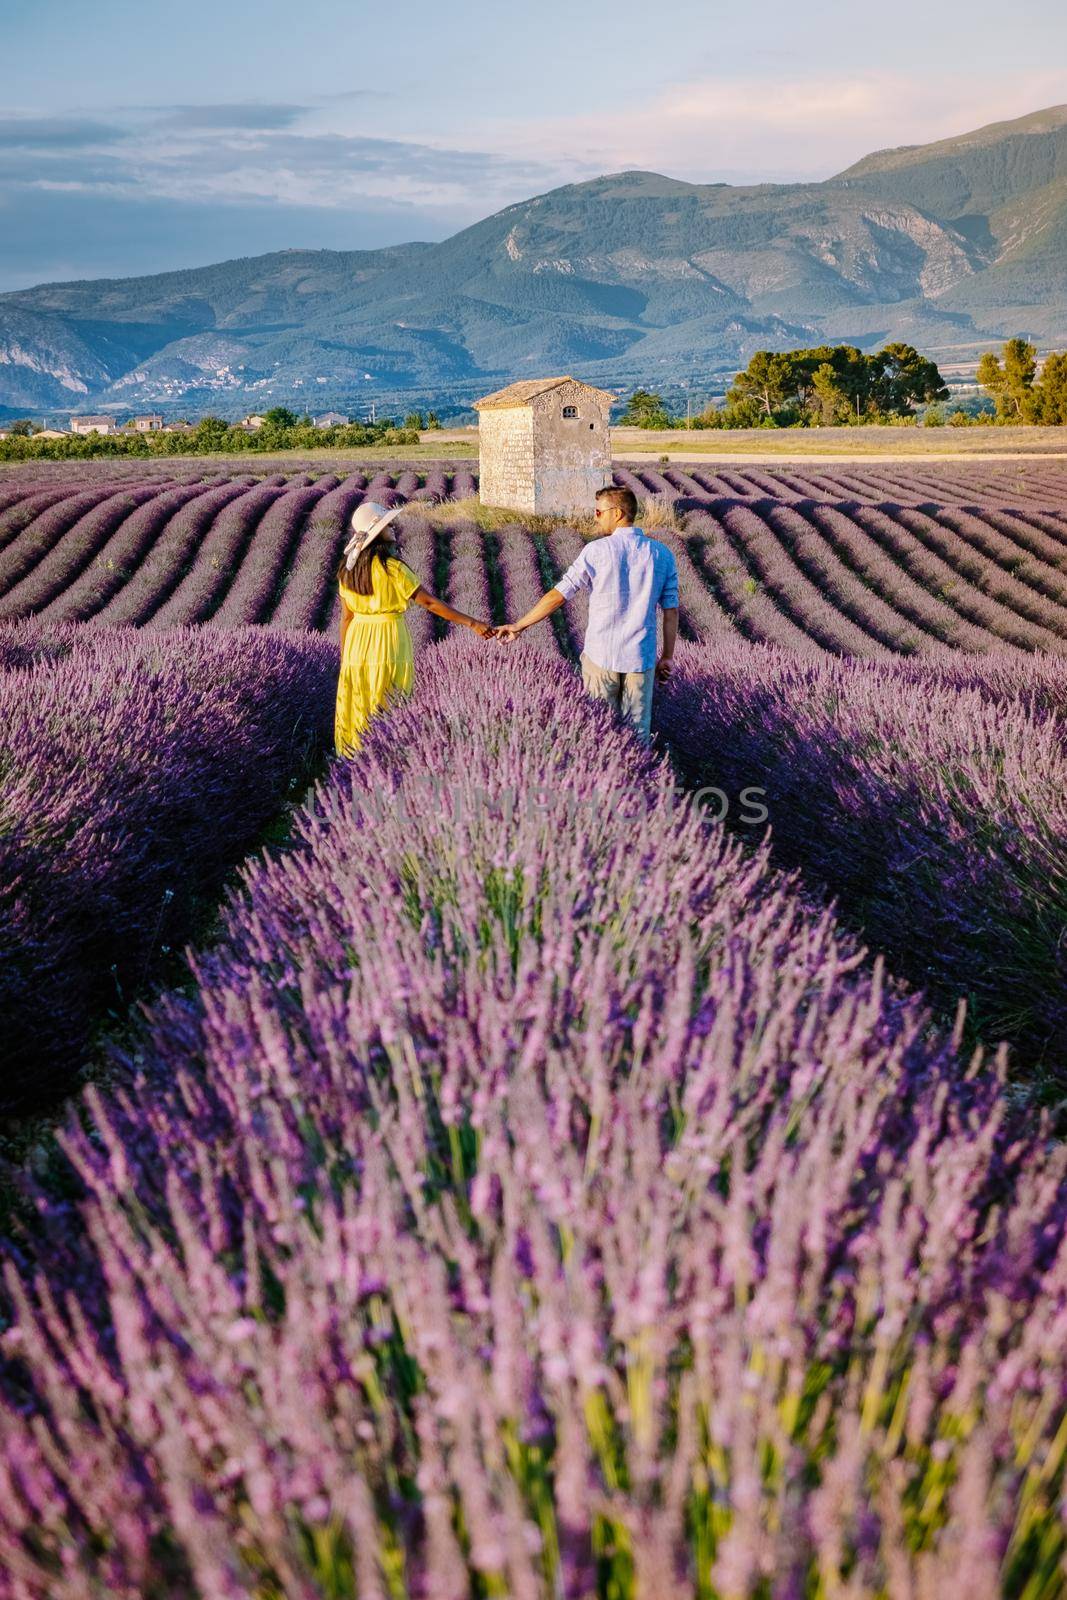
<box><xmin>478</xmin><ymin>407</ymin><xmax>536</xmax><ymax>515</ymax></box>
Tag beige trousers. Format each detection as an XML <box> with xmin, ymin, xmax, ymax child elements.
<box><xmin>580</xmin><ymin>651</ymin><xmax>656</xmax><ymax>744</ymax></box>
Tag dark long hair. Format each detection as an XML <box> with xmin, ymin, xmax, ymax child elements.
<box><xmin>337</xmin><ymin>539</ymin><xmax>391</xmax><ymax>597</ymax></box>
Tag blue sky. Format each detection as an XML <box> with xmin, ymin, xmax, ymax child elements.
<box><xmin>2</xmin><ymin>0</ymin><xmax>1066</xmax><ymax>289</ymax></box>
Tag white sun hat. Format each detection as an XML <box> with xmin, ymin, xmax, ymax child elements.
<box><xmin>342</xmin><ymin>500</ymin><xmax>405</xmax><ymax>571</ymax></box>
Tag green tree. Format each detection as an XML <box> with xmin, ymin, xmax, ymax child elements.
<box><xmin>708</xmin><ymin>395</ymin><xmax>772</xmax><ymax>429</ymax></box>
<box><xmin>8</xmin><ymin>418</ymin><xmax>37</xmax><ymax>436</ymax></box>
<box><xmin>727</xmin><ymin>352</ymin><xmax>801</xmax><ymax>419</ymax></box>
<box><xmin>404</xmin><ymin>411</ymin><xmax>425</xmax><ymax>431</ymax></box>
<box><xmin>977</xmin><ymin>339</ymin><xmax>1037</xmax><ymax>421</ymax></box>
<box><xmin>194</xmin><ymin>415</ymin><xmax>230</xmax><ymax>450</ymax></box>
<box><xmin>811</xmin><ymin>344</ymin><xmax>874</xmax><ymax>418</ymax></box>
<box><xmin>726</xmin><ymin>342</ymin><xmax>947</xmax><ymax>425</ymax></box>
<box><xmin>873</xmin><ymin>343</ymin><xmax>949</xmax><ymax>415</ymax></box>
<box><xmin>263</xmin><ymin>406</ymin><xmax>298</xmax><ymax>429</ymax></box>
<box><xmin>809</xmin><ymin>363</ymin><xmax>852</xmax><ymax>426</ymax></box>
<box><xmin>619</xmin><ymin>388</ymin><xmax>672</xmax><ymax>428</ymax></box>
<box><xmin>1034</xmin><ymin>351</ymin><xmax>1067</xmax><ymax>424</ymax></box>
<box><xmin>425</xmin><ymin>411</ymin><xmax>442</xmax><ymax>430</ymax></box>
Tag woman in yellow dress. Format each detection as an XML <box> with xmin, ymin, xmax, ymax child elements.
<box><xmin>334</xmin><ymin>499</ymin><xmax>496</xmax><ymax>757</ymax></box>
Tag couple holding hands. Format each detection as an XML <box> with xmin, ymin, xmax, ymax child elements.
<box><xmin>334</xmin><ymin>483</ymin><xmax>679</xmax><ymax>758</ymax></box>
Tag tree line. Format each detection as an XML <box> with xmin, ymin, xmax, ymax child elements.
<box><xmin>619</xmin><ymin>343</ymin><xmax>949</xmax><ymax>429</ymax></box>
<box><xmin>619</xmin><ymin>339</ymin><xmax>1067</xmax><ymax>429</ymax></box>
<box><xmin>0</xmin><ymin>408</ymin><xmax>424</xmax><ymax>463</ymax></box>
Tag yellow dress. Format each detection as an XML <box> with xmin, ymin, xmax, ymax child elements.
<box><xmin>334</xmin><ymin>555</ymin><xmax>421</xmax><ymax>757</ymax></box>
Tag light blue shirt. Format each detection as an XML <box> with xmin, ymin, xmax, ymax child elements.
<box><xmin>554</xmin><ymin>525</ymin><xmax>679</xmax><ymax>674</ymax></box>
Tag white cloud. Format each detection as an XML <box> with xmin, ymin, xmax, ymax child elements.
<box><xmin>4</xmin><ymin>107</ymin><xmax>559</xmax><ymax>221</ymax></box>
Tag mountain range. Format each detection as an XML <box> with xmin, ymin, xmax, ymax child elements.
<box><xmin>3</xmin><ymin>103</ymin><xmax>1067</xmax><ymax>415</ymax></box>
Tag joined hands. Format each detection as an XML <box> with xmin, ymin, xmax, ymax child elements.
<box><xmin>470</xmin><ymin>621</ymin><xmax>521</xmax><ymax>642</ymax></box>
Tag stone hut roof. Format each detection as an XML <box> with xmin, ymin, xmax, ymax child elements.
<box><xmin>473</xmin><ymin>376</ymin><xmax>616</xmax><ymax>410</ymax></box>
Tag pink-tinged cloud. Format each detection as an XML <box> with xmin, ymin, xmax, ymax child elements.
<box><xmin>457</xmin><ymin>70</ymin><xmax>1067</xmax><ymax>186</ymax></box>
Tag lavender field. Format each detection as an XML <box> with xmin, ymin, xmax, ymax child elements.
<box><xmin>2</xmin><ymin>461</ymin><xmax>1067</xmax><ymax>1597</ymax></box>
<box><xmin>4</xmin><ymin>460</ymin><xmax>1067</xmax><ymax>648</ymax></box>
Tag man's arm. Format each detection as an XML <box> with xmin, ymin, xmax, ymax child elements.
<box><xmin>498</xmin><ymin>544</ymin><xmax>594</xmax><ymax>642</ymax></box>
<box><xmin>656</xmin><ymin>553</ymin><xmax>680</xmax><ymax>681</ymax></box>
<box><xmin>497</xmin><ymin>587</ymin><xmax>567</xmax><ymax>642</ymax></box>
<box><xmin>657</xmin><ymin>608</ymin><xmax>678</xmax><ymax>682</ymax></box>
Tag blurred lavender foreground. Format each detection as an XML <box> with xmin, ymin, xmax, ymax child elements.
<box><xmin>0</xmin><ymin>622</ymin><xmax>335</xmax><ymax>1111</ymax></box>
<box><xmin>1</xmin><ymin>639</ymin><xmax>1065</xmax><ymax>1597</ymax></box>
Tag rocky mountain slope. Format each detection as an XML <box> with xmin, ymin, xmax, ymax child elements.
<box><xmin>2</xmin><ymin>104</ymin><xmax>1066</xmax><ymax>412</ymax></box>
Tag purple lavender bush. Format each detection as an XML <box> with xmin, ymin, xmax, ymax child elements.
<box><xmin>37</xmin><ymin>481</ymin><xmax>219</xmax><ymax>625</ymax></box>
<box><xmin>0</xmin><ymin>486</ymin><xmax>137</xmax><ymax>602</ymax></box>
<box><xmin>271</xmin><ymin>476</ymin><xmax>368</xmax><ymax>630</ymax></box>
<box><xmin>0</xmin><ymin>621</ymin><xmax>335</xmax><ymax>1109</ymax></box>
<box><xmin>659</xmin><ymin>639</ymin><xmax>1067</xmax><ymax>1064</ymax></box>
<box><xmin>95</xmin><ymin>479</ymin><xmax>256</xmax><ymax>627</ymax></box>
<box><xmin>146</xmin><ymin>481</ymin><xmax>287</xmax><ymax>628</ymax></box>
<box><xmin>211</xmin><ymin>481</ymin><xmax>335</xmax><ymax>629</ymax></box>
<box><xmin>0</xmin><ymin>484</ymin><xmax>114</xmax><ymax>559</ymax></box>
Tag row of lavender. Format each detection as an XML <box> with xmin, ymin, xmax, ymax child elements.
<box><xmin>0</xmin><ymin>623</ymin><xmax>335</xmax><ymax>1110</ymax></box>
<box><xmin>2</xmin><ymin>639</ymin><xmax>1065</xmax><ymax>1597</ymax></box>
<box><xmin>6</xmin><ymin>455</ymin><xmax>1067</xmax><ymax>508</ymax></box>
<box><xmin>658</xmin><ymin>643</ymin><xmax>1067</xmax><ymax>1069</ymax></box>
<box><xmin>5</xmin><ymin>465</ymin><xmax>1067</xmax><ymax>652</ymax></box>
<box><xmin>624</xmin><ymin>460</ymin><xmax>1067</xmax><ymax>510</ymax></box>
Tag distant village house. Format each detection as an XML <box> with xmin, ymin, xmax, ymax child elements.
<box><xmin>70</xmin><ymin>415</ymin><xmax>118</xmax><ymax>435</ymax></box>
<box><xmin>473</xmin><ymin>376</ymin><xmax>615</xmax><ymax>517</ymax></box>
<box><xmin>241</xmin><ymin>414</ymin><xmax>267</xmax><ymax>430</ymax></box>
<box><xmin>126</xmin><ymin>414</ymin><xmax>164</xmax><ymax>432</ymax></box>
<box><xmin>313</xmin><ymin>411</ymin><xmax>349</xmax><ymax>428</ymax></box>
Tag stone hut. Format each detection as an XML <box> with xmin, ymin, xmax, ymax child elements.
<box><xmin>473</xmin><ymin>376</ymin><xmax>615</xmax><ymax>516</ymax></box>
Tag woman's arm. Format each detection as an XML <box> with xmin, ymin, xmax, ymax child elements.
<box><xmin>339</xmin><ymin>595</ymin><xmax>353</xmax><ymax>652</ymax></box>
<box><xmin>411</xmin><ymin>586</ymin><xmax>495</xmax><ymax>638</ymax></box>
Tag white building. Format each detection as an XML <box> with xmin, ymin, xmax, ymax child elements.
<box><xmin>473</xmin><ymin>376</ymin><xmax>615</xmax><ymax>517</ymax></box>
<box><xmin>313</xmin><ymin>411</ymin><xmax>349</xmax><ymax>428</ymax></box>
<box><xmin>241</xmin><ymin>414</ymin><xmax>267</xmax><ymax>430</ymax></box>
<box><xmin>70</xmin><ymin>415</ymin><xmax>117</xmax><ymax>435</ymax></box>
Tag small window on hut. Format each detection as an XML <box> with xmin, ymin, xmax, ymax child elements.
<box><xmin>561</xmin><ymin>404</ymin><xmax>578</xmax><ymax>419</ymax></box>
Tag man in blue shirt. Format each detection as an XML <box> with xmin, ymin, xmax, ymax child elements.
<box><xmin>496</xmin><ymin>485</ymin><xmax>679</xmax><ymax>743</ymax></box>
